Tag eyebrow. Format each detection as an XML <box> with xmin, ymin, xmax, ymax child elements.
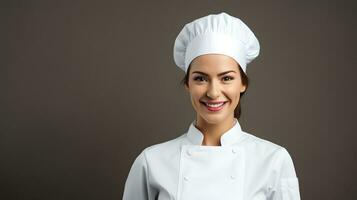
<box><xmin>191</xmin><ymin>70</ymin><xmax>237</xmax><ymax>76</ymax></box>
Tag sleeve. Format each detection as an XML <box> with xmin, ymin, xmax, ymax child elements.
<box><xmin>270</xmin><ymin>148</ymin><xmax>301</xmax><ymax>200</ymax></box>
<box><xmin>122</xmin><ymin>150</ymin><xmax>154</xmax><ymax>200</ymax></box>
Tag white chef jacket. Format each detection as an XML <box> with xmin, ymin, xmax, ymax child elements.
<box><xmin>123</xmin><ymin>118</ymin><xmax>300</xmax><ymax>200</ymax></box>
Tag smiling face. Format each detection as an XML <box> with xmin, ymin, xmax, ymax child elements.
<box><xmin>185</xmin><ymin>54</ymin><xmax>247</xmax><ymax>125</ymax></box>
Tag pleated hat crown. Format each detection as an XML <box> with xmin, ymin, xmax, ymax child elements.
<box><xmin>173</xmin><ymin>12</ymin><xmax>260</xmax><ymax>74</ymax></box>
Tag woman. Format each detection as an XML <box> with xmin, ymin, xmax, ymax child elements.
<box><xmin>122</xmin><ymin>12</ymin><xmax>300</xmax><ymax>200</ymax></box>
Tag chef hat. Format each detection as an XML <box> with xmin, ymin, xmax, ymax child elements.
<box><xmin>173</xmin><ymin>12</ymin><xmax>260</xmax><ymax>74</ymax></box>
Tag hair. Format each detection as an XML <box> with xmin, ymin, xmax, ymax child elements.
<box><xmin>180</xmin><ymin>64</ymin><xmax>249</xmax><ymax>120</ymax></box>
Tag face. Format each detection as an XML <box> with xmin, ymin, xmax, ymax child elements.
<box><xmin>185</xmin><ymin>54</ymin><xmax>246</xmax><ymax>125</ymax></box>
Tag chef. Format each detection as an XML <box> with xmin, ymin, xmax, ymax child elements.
<box><xmin>122</xmin><ymin>12</ymin><xmax>301</xmax><ymax>200</ymax></box>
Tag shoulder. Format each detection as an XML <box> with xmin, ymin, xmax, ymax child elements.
<box><xmin>241</xmin><ymin>130</ymin><xmax>296</xmax><ymax>167</ymax></box>
<box><xmin>241</xmin><ymin>130</ymin><xmax>284</xmax><ymax>153</ymax></box>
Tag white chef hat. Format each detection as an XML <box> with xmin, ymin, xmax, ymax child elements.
<box><xmin>173</xmin><ymin>12</ymin><xmax>260</xmax><ymax>74</ymax></box>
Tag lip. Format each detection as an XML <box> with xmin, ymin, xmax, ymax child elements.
<box><xmin>205</xmin><ymin>100</ymin><xmax>227</xmax><ymax>104</ymax></box>
<box><xmin>200</xmin><ymin>100</ymin><xmax>228</xmax><ymax>112</ymax></box>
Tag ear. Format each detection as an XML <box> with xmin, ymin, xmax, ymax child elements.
<box><xmin>240</xmin><ymin>85</ymin><xmax>246</xmax><ymax>93</ymax></box>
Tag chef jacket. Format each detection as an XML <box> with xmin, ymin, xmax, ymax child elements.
<box><xmin>123</xmin><ymin>118</ymin><xmax>300</xmax><ymax>200</ymax></box>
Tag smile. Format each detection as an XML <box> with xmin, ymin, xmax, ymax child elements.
<box><xmin>200</xmin><ymin>101</ymin><xmax>228</xmax><ymax>111</ymax></box>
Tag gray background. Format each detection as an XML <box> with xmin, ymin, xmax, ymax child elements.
<box><xmin>2</xmin><ymin>0</ymin><xmax>357</xmax><ymax>199</ymax></box>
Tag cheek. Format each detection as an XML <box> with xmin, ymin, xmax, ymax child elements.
<box><xmin>224</xmin><ymin>89</ymin><xmax>243</xmax><ymax>108</ymax></box>
<box><xmin>225</xmin><ymin>85</ymin><xmax>242</xmax><ymax>100</ymax></box>
<box><xmin>189</xmin><ymin>89</ymin><xmax>204</xmax><ymax>109</ymax></box>
<box><xmin>188</xmin><ymin>86</ymin><xmax>206</xmax><ymax>99</ymax></box>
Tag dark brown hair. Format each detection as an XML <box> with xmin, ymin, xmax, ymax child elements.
<box><xmin>180</xmin><ymin>64</ymin><xmax>249</xmax><ymax>119</ymax></box>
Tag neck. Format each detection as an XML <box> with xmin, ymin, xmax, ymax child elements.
<box><xmin>195</xmin><ymin>115</ymin><xmax>235</xmax><ymax>146</ymax></box>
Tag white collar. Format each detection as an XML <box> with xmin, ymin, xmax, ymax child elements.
<box><xmin>186</xmin><ymin>118</ymin><xmax>243</xmax><ymax>146</ymax></box>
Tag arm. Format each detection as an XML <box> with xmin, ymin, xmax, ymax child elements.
<box><xmin>122</xmin><ymin>150</ymin><xmax>153</xmax><ymax>200</ymax></box>
<box><xmin>270</xmin><ymin>148</ymin><xmax>301</xmax><ymax>200</ymax></box>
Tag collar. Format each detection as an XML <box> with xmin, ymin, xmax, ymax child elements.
<box><xmin>186</xmin><ymin>118</ymin><xmax>243</xmax><ymax>146</ymax></box>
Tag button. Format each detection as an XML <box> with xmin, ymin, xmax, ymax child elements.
<box><xmin>232</xmin><ymin>148</ymin><xmax>237</xmax><ymax>154</ymax></box>
<box><xmin>187</xmin><ymin>149</ymin><xmax>193</xmax><ymax>156</ymax></box>
<box><xmin>184</xmin><ymin>176</ymin><xmax>189</xmax><ymax>181</ymax></box>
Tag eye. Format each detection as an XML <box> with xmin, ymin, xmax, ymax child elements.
<box><xmin>193</xmin><ymin>76</ymin><xmax>207</xmax><ymax>82</ymax></box>
<box><xmin>222</xmin><ymin>76</ymin><xmax>234</xmax><ymax>81</ymax></box>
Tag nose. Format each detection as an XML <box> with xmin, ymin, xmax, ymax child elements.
<box><xmin>206</xmin><ymin>80</ymin><xmax>220</xmax><ymax>99</ymax></box>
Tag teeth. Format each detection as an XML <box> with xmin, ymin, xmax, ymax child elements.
<box><xmin>206</xmin><ymin>102</ymin><xmax>224</xmax><ymax>107</ymax></box>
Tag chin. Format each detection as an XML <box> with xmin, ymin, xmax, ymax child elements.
<box><xmin>199</xmin><ymin>113</ymin><xmax>228</xmax><ymax>125</ymax></box>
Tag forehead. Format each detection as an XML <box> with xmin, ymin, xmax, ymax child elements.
<box><xmin>189</xmin><ymin>54</ymin><xmax>239</xmax><ymax>73</ymax></box>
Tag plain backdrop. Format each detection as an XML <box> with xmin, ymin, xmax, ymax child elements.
<box><xmin>1</xmin><ymin>0</ymin><xmax>357</xmax><ymax>199</ymax></box>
